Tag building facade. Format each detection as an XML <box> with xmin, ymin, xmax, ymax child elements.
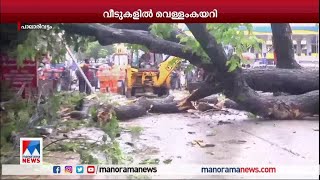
<box><xmin>179</xmin><ymin>23</ymin><xmax>319</xmax><ymax>60</ymax></box>
<box><xmin>247</xmin><ymin>23</ymin><xmax>319</xmax><ymax>59</ymax></box>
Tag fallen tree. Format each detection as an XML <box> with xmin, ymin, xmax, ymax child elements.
<box><xmin>1</xmin><ymin>24</ymin><xmax>319</xmax><ymax>119</ymax></box>
<box><xmin>184</xmin><ymin>23</ymin><xmax>319</xmax><ymax>119</ymax></box>
<box><xmin>61</xmin><ymin>24</ymin><xmax>318</xmax><ymax>94</ymax></box>
<box><xmin>188</xmin><ymin>68</ymin><xmax>319</xmax><ymax>95</ymax></box>
<box><xmin>10</xmin><ymin>23</ymin><xmax>317</xmax><ymax>120</ymax></box>
<box><xmin>67</xmin><ymin>96</ymin><xmax>186</xmax><ymax>121</ymax></box>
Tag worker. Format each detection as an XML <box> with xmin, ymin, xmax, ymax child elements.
<box><xmin>170</xmin><ymin>69</ymin><xmax>179</xmax><ymax>90</ymax></box>
<box><xmin>274</xmin><ymin>51</ymin><xmax>277</xmax><ymax>65</ymax></box>
<box><xmin>76</xmin><ymin>59</ymin><xmax>92</xmax><ymax>94</ymax></box>
<box><xmin>180</xmin><ymin>70</ymin><xmax>186</xmax><ymax>89</ymax></box>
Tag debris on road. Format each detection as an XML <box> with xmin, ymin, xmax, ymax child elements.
<box><xmin>217</xmin><ymin>120</ymin><xmax>233</xmax><ymax>125</ymax></box>
<box><xmin>191</xmin><ymin>140</ymin><xmax>216</xmax><ymax>148</ymax></box>
<box><xmin>163</xmin><ymin>158</ymin><xmax>173</xmax><ymax>164</ymax></box>
<box><xmin>139</xmin><ymin>158</ymin><xmax>160</xmax><ymax>165</ymax></box>
<box><xmin>35</xmin><ymin>126</ymin><xmax>53</xmax><ymax>136</ymax></box>
<box><xmin>206</xmin><ymin>131</ymin><xmax>216</xmax><ymax>136</ymax></box>
<box><xmin>206</xmin><ymin>152</ymin><xmax>215</xmax><ymax>155</ymax></box>
<box><xmin>225</xmin><ymin>139</ymin><xmax>247</xmax><ymax>144</ymax></box>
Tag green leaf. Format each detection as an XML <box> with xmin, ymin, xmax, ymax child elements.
<box><xmin>149</xmin><ymin>23</ymin><xmax>177</xmax><ymax>39</ymax></box>
<box><xmin>228</xmin><ymin>63</ymin><xmax>238</xmax><ymax>72</ymax></box>
<box><xmin>226</xmin><ymin>56</ymin><xmax>241</xmax><ymax>72</ymax></box>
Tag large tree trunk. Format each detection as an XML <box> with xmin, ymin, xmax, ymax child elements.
<box><xmin>271</xmin><ymin>23</ymin><xmax>302</xmax><ymax>69</ymax></box>
<box><xmin>106</xmin><ymin>96</ymin><xmax>186</xmax><ymax>121</ymax></box>
<box><xmin>188</xmin><ymin>68</ymin><xmax>319</xmax><ymax>95</ymax></box>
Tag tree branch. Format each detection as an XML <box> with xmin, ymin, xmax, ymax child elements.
<box><xmin>108</xmin><ymin>23</ymin><xmax>152</xmax><ymax>31</ymax></box>
<box><xmin>61</xmin><ymin>23</ymin><xmax>213</xmax><ymax>71</ymax></box>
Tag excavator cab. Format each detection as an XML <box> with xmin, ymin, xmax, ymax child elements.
<box><xmin>125</xmin><ymin>51</ymin><xmax>182</xmax><ymax>97</ymax></box>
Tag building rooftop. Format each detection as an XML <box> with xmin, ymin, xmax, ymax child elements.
<box><xmin>180</xmin><ymin>23</ymin><xmax>319</xmax><ymax>35</ymax></box>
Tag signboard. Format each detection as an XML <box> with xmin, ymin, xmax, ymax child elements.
<box><xmin>0</xmin><ymin>54</ymin><xmax>38</xmax><ymax>97</ymax></box>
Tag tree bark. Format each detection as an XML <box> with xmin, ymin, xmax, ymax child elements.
<box><xmin>108</xmin><ymin>23</ymin><xmax>183</xmax><ymax>43</ymax></box>
<box><xmin>110</xmin><ymin>96</ymin><xmax>185</xmax><ymax>121</ymax></box>
<box><xmin>188</xmin><ymin>68</ymin><xmax>319</xmax><ymax>95</ymax></box>
<box><xmin>108</xmin><ymin>23</ymin><xmax>151</xmax><ymax>31</ymax></box>
<box><xmin>271</xmin><ymin>23</ymin><xmax>302</xmax><ymax>69</ymax></box>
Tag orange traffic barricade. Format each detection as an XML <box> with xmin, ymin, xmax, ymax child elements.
<box><xmin>97</xmin><ymin>65</ymin><xmax>120</xmax><ymax>93</ymax></box>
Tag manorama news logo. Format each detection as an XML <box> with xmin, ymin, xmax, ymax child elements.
<box><xmin>20</xmin><ymin>138</ymin><xmax>43</xmax><ymax>164</ymax></box>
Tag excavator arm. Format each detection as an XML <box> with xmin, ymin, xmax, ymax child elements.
<box><xmin>153</xmin><ymin>56</ymin><xmax>182</xmax><ymax>87</ymax></box>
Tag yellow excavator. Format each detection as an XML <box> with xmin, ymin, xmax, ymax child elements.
<box><xmin>125</xmin><ymin>52</ymin><xmax>182</xmax><ymax>97</ymax></box>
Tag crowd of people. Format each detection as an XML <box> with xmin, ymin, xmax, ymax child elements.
<box><xmin>41</xmin><ymin>54</ymin><xmax>206</xmax><ymax>95</ymax></box>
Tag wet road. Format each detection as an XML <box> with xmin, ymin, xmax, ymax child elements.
<box><xmin>119</xmin><ymin>112</ymin><xmax>319</xmax><ymax>179</ymax></box>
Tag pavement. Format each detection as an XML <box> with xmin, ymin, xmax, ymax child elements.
<box><xmin>118</xmin><ymin>112</ymin><xmax>319</xmax><ymax>179</ymax></box>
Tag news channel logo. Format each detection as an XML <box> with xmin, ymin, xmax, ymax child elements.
<box><xmin>53</xmin><ymin>166</ymin><xmax>61</xmax><ymax>174</ymax></box>
<box><xmin>20</xmin><ymin>137</ymin><xmax>43</xmax><ymax>164</ymax></box>
<box><xmin>65</xmin><ymin>166</ymin><xmax>73</xmax><ymax>173</ymax></box>
<box><xmin>76</xmin><ymin>165</ymin><xmax>84</xmax><ymax>174</ymax></box>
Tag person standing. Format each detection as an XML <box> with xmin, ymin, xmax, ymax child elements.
<box><xmin>180</xmin><ymin>70</ymin><xmax>186</xmax><ymax>89</ymax></box>
<box><xmin>176</xmin><ymin>69</ymin><xmax>181</xmax><ymax>90</ymax></box>
<box><xmin>170</xmin><ymin>70</ymin><xmax>178</xmax><ymax>90</ymax></box>
<box><xmin>76</xmin><ymin>59</ymin><xmax>92</xmax><ymax>94</ymax></box>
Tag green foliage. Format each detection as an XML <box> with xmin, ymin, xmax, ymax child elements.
<box><xmin>90</xmin><ymin>106</ymin><xmax>98</xmax><ymax>122</ymax></box>
<box><xmin>5</xmin><ymin>25</ymin><xmax>94</xmax><ymax>65</ymax></box>
<box><xmin>59</xmin><ymin>92</ymin><xmax>85</xmax><ymax>109</ymax></box>
<box><xmin>207</xmin><ymin>23</ymin><xmax>264</xmax><ymax>57</ymax></box>
<box><xmin>176</xmin><ymin>33</ymin><xmax>210</xmax><ymax>63</ymax></box>
<box><xmin>206</xmin><ymin>23</ymin><xmax>264</xmax><ymax>72</ymax></box>
<box><xmin>226</xmin><ymin>55</ymin><xmax>241</xmax><ymax>72</ymax></box>
<box><xmin>99</xmin><ymin>141</ymin><xmax>125</xmax><ymax>164</ymax></box>
<box><xmin>101</xmin><ymin>115</ymin><xmax>120</xmax><ymax>141</ymax></box>
<box><xmin>43</xmin><ymin>94</ymin><xmax>62</xmax><ymax>122</ymax></box>
<box><xmin>149</xmin><ymin>23</ymin><xmax>177</xmax><ymax>39</ymax></box>
<box><xmin>84</xmin><ymin>41</ymin><xmax>115</xmax><ymax>59</ymax></box>
<box><xmin>128</xmin><ymin>126</ymin><xmax>144</xmax><ymax>136</ymax></box>
<box><xmin>62</xmin><ymin>119</ymin><xmax>86</xmax><ymax>130</ymax></box>
<box><xmin>139</xmin><ymin>158</ymin><xmax>160</xmax><ymax>165</ymax></box>
<box><xmin>107</xmin><ymin>141</ymin><xmax>124</xmax><ymax>164</ymax></box>
<box><xmin>0</xmin><ymin>99</ymin><xmax>35</xmax><ymax>150</ymax></box>
<box><xmin>79</xmin><ymin>150</ymin><xmax>100</xmax><ymax>164</ymax></box>
<box><xmin>126</xmin><ymin>44</ymin><xmax>149</xmax><ymax>52</ymax></box>
<box><xmin>43</xmin><ymin>92</ymin><xmax>85</xmax><ymax>123</ymax></box>
<box><xmin>59</xmin><ymin>142</ymin><xmax>80</xmax><ymax>152</ymax></box>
